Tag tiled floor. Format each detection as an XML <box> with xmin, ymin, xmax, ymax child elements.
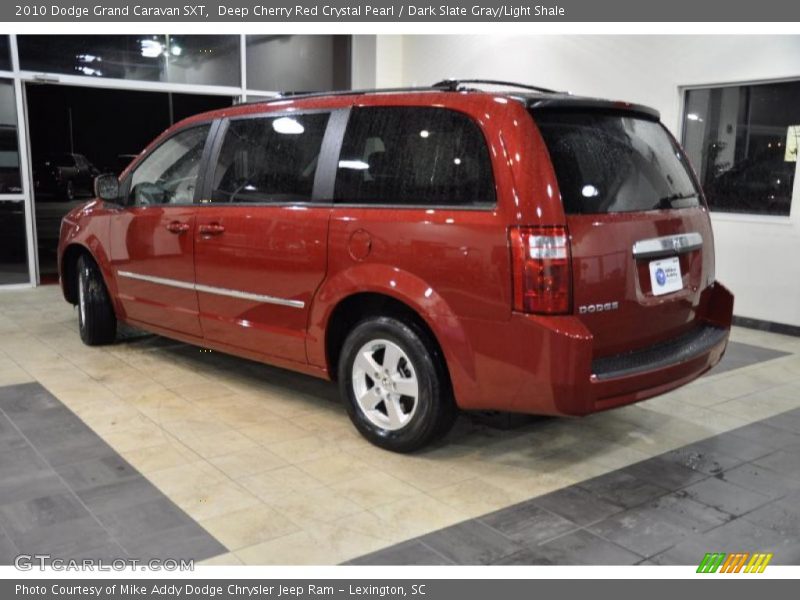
<box><xmin>0</xmin><ymin>285</ymin><xmax>799</xmax><ymax>565</ymax></box>
<box><xmin>0</xmin><ymin>382</ymin><xmax>225</xmax><ymax>565</ymax></box>
<box><xmin>349</xmin><ymin>407</ymin><xmax>800</xmax><ymax>565</ymax></box>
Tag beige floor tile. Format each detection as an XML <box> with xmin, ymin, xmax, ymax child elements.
<box><xmin>266</xmin><ymin>435</ymin><xmax>342</xmax><ymax>464</ymax></box>
<box><xmin>208</xmin><ymin>447</ymin><xmax>288</xmax><ymax>480</ymax></box>
<box><xmin>328</xmin><ymin>471</ymin><xmax>417</xmax><ymax>509</ymax></box>
<box><xmin>197</xmin><ymin>553</ymin><xmax>243</xmax><ymax>566</ymax></box>
<box><xmin>121</xmin><ymin>439</ymin><xmax>200</xmax><ymax>473</ymax></box>
<box><xmin>239</xmin><ymin>465</ymin><xmax>326</xmax><ymax>503</ymax></box>
<box><xmin>368</xmin><ymin>492</ymin><xmax>472</xmax><ymax>540</ymax></box>
<box><xmin>147</xmin><ymin>460</ymin><xmax>229</xmax><ymax>496</ymax></box>
<box><xmin>235</xmin><ymin>524</ymin><xmax>387</xmax><ymax>565</ymax></box>
<box><xmin>428</xmin><ymin>477</ymin><xmax>520</xmax><ymax>518</ymax></box>
<box><xmin>295</xmin><ymin>452</ymin><xmax>370</xmax><ymax>485</ymax></box>
<box><xmin>200</xmin><ymin>504</ymin><xmax>300</xmax><ymax>551</ymax></box>
<box><xmin>267</xmin><ymin>486</ymin><xmax>363</xmax><ymax>524</ymax></box>
<box><xmin>171</xmin><ymin>480</ymin><xmax>261</xmax><ymax>522</ymax></box>
<box><xmin>238</xmin><ymin>419</ymin><xmax>310</xmax><ymax>446</ymax></box>
<box><xmin>180</xmin><ymin>429</ymin><xmax>260</xmax><ymax>459</ymax></box>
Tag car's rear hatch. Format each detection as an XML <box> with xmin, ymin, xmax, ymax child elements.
<box><xmin>530</xmin><ymin>99</ymin><xmax>716</xmax><ymax>359</ymax></box>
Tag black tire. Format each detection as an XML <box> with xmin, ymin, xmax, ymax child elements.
<box><xmin>338</xmin><ymin>316</ymin><xmax>457</xmax><ymax>453</ymax></box>
<box><xmin>76</xmin><ymin>254</ymin><xmax>117</xmax><ymax>345</ymax></box>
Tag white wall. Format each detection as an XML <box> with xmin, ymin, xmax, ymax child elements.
<box><xmin>369</xmin><ymin>35</ymin><xmax>800</xmax><ymax>327</ymax></box>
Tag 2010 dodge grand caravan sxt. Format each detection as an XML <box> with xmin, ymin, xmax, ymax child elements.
<box><xmin>58</xmin><ymin>79</ymin><xmax>734</xmax><ymax>452</ymax></box>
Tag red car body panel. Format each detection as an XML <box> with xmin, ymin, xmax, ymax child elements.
<box><xmin>58</xmin><ymin>89</ymin><xmax>734</xmax><ymax>417</ymax></box>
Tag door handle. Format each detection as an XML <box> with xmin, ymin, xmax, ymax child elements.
<box><xmin>166</xmin><ymin>221</ymin><xmax>190</xmax><ymax>234</ymax></box>
<box><xmin>198</xmin><ymin>223</ymin><xmax>225</xmax><ymax>236</ymax></box>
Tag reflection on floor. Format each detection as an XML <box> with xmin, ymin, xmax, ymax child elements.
<box><xmin>0</xmin><ymin>285</ymin><xmax>799</xmax><ymax>565</ymax></box>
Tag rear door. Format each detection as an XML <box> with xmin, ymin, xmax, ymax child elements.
<box><xmin>193</xmin><ymin>110</ymin><xmax>335</xmax><ymax>364</ymax></box>
<box><xmin>533</xmin><ymin>109</ymin><xmax>715</xmax><ymax>357</ymax></box>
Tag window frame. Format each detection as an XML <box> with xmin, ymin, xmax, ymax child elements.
<box><xmin>331</xmin><ymin>105</ymin><xmax>498</xmax><ymax>212</ymax></box>
<box><xmin>198</xmin><ymin>108</ymin><xmax>346</xmax><ymax>207</ymax></box>
<box><xmin>119</xmin><ymin>120</ymin><xmax>218</xmax><ymax>208</ymax></box>
<box><xmin>678</xmin><ymin>77</ymin><xmax>800</xmax><ymax>222</ymax></box>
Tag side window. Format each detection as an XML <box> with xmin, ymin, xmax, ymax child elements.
<box><xmin>209</xmin><ymin>113</ymin><xmax>330</xmax><ymax>204</ymax></box>
<box><xmin>334</xmin><ymin>106</ymin><xmax>495</xmax><ymax>207</ymax></box>
<box><xmin>128</xmin><ymin>125</ymin><xmax>210</xmax><ymax>207</ymax></box>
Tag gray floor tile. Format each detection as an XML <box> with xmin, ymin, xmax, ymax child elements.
<box><xmin>660</xmin><ymin>445</ymin><xmax>743</xmax><ymax>476</ymax></box>
<box><xmin>76</xmin><ymin>477</ymin><xmax>164</xmax><ymax>515</ymax></box>
<box><xmin>753</xmin><ymin>449</ymin><xmax>800</xmax><ymax>479</ymax></box>
<box><xmin>646</xmin><ymin>492</ymin><xmax>733</xmax><ymax>533</ymax></box>
<box><xmin>39</xmin><ymin>436</ymin><xmax>115</xmax><ymax>468</ymax></box>
<box><xmin>346</xmin><ymin>541</ymin><xmax>455</xmax><ymax>565</ymax></box>
<box><xmin>3</xmin><ymin>515</ymin><xmax>113</xmax><ymax>558</ymax></box>
<box><xmin>622</xmin><ymin>456</ymin><xmax>709</xmax><ymax>490</ymax></box>
<box><xmin>0</xmin><ymin>443</ymin><xmax>51</xmax><ymax>480</ymax></box>
<box><xmin>681</xmin><ymin>478</ymin><xmax>773</xmax><ymax>516</ymax></box>
<box><xmin>496</xmin><ymin>529</ymin><xmax>642</xmax><ymax>565</ymax></box>
<box><xmin>648</xmin><ymin>535</ymin><xmax>713</xmax><ymax>565</ymax></box>
<box><xmin>577</xmin><ymin>471</ymin><xmax>668</xmax><ymax>508</ymax></box>
<box><xmin>0</xmin><ymin>532</ymin><xmax>17</xmax><ymax>565</ymax></box>
<box><xmin>0</xmin><ymin>491</ymin><xmax>89</xmax><ymax>539</ymax></box>
<box><xmin>729</xmin><ymin>422</ymin><xmax>800</xmax><ymax>450</ymax></box>
<box><xmin>0</xmin><ymin>383</ymin><xmax>61</xmax><ymax>415</ymax></box>
<box><xmin>122</xmin><ymin>524</ymin><xmax>227</xmax><ymax>562</ymax></box>
<box><xmin>0</xmin><ymin>471</ymin><xmax>67</xmax><ymax>507</ymax></box>
<box><xmin>717</xmin><ymin>463</ymin><xmax>800</xmax><ymax>500</ymax></box>
<box><xmin>533</xmin><ymin>486</ymin><xmax>625</xmax><ymax>526</ymax></box>
<box><xmin>419</xmin><ymin>521</ymin><xmax>522</xmax><ymax>565</ymax></box>
<box><xmin>691</xmin><ymin>433</ymin><xmax>775</xmax><ymax>462</ymax></box>
<box><xmin>587</xmin><ymin>507</ymin><xmax>692</xmax><ymax>557</ymax></box>
<box><xmin>44</xmin><ymin>540</ymin><xmax>129</xmax><ymax>564</ymax></box>
<box><xmin>0</xmin><ymin>414</ymin><xmax>19</xmax><ymax>442</ymax></box>
<box><xmin>479</xmin><ymin>502</ymin><xmax>578</xmax><ymax>545</ymax></box>
<box><xmin>761</xmin><ymin>412</ymin><xmax>800</xmax><ymax>435</ymax></box>
<box><xmin>96</xmin><ymin>497</ymin><xmax>195</xmax><ymax>540</ymax></box>
<box><xmin>55</xmin><ymin>453</ymin><xmax>140</xmax><ymax>492</ymax></box>
<box><xmin>699</xmin><ymin>515</ymin><xmax>797</xmax><ymax>553</ymax></box>
<box><xmin>742</xmin><ymin>498</ymin><xmax>800</xmax><ymax>539</ymax></box>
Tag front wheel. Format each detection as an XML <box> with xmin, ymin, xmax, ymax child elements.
<box><xmin>77</xmin><ymin>254</ymin><xmax>117</xmax><ymax>345</ymax></box>
<box><xmin>338</xmin><ymin>316</ymin><xmax>456</xmax><ymax>453</ymax></box>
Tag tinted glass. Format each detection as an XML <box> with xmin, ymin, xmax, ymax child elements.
<box><xmin>683</xmin><ymin>81</ymin><xmax>800</xmax><ymax>216</ymax></box>
<box><xmin>18</xmin><ymin>35</ymin><xmax>240</xmax><ymax>86</ymax></box>
<box><xmin>335</xmin><ymin>107</ymin><xmax>495</xmax><ymax>207</ymax></box>
<box><xmin>0</xmin><ymin>200</ymin><xmax>29</xmax><ymax>285</ymax></box>
<box><xmin>0</xmin><ymin>36</ymin><xmax>10</xmax><ymax>71</ymax></box>
<box><xmin>129</xmin><ymin>125</ymin><xmax>210</xmax><ymax>206</ymax></box>
<box><xmin>210</xmin><ymin>113</ymin><xmax>329</xmax><ymax>204</ymax></box>
<box><xmin>534</xmin><ymin>111</ymin><xmax>700</xmax><ymax>215</ymax></box>
<box><xmin>246</xmin><ymin>35</ymin><xmax>350</xmax><ymax>92</ymax></box>
<box><xmin>0</xmin><ymin>79</ymin><xmax>21</xmax><ymax>195</ymax></box>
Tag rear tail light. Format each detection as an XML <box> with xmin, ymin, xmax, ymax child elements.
<box><xmin>509</xmin><ymin>226</ymin><xmax>571</xmax><ymax>314</ymax></box>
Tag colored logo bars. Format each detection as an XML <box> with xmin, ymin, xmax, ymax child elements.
<box><xmin>697</xmin><ymin>552</ymin><xmax>773</xmax><ymax>573</ymax></box>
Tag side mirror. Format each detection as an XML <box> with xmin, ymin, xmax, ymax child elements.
<box><xmin>94</xmin><ymin>174</ymin><xmax>120</xmax><ymax>202</ymax></box>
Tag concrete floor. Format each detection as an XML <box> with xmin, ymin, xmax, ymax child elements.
<box><xmin>1</xmin><ymin>285</ymin><xmax>799</xmax><ymax>565</ymax></box>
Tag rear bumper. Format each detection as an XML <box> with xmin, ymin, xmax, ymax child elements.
<box><xmin>454</xmin><ymin>282</ymin><xmax>734</xmax><ymax>416</ymax></box>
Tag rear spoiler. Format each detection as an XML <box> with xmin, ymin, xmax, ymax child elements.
<box><xmin>527</xmin><ymin>96</ymin><xmax>660</xmax><ymax>121</ymax></box>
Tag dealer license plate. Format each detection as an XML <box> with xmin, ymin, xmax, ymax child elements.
<box><xmin>649</xmin><ymin>256</ymin><xmax>683</xmax><ymax>296</ymax></box>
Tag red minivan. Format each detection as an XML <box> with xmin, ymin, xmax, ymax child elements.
<box><xmin>58</xmin><ymin>80</ymin><xmax>734</xmax><ymax>452</ymax></box>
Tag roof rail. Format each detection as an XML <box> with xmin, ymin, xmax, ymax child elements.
<box><xmin>241</xmin><ymin>79</ymin><xmax>560</xmax><ymax>106</ymax></box>
<box><xmin>242</xmin><ymin>85</ymin><xmax>443</xmax><ymax>105</ymax></box>
<box><xmin>432</xmin><ymin>79</ymin><xmax>559</xmax><ymax>94</ymax></box>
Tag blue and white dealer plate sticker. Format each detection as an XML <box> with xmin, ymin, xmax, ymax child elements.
<box><xmin>649</xmin><ymin>256</ymin><xmax>682</xmax><ymax>296</ymax></box>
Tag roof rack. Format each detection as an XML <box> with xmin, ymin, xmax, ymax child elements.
<box><xmin>432</xmin><ymin>79</ymin><xmax>559</xmax><ymax>94</ymax></box>
<box><xmin>242</xmin><ymin>79</ymin><xmax>560</xmax><ymax>106</ymax></box>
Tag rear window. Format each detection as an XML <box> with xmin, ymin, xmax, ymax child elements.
<box><xmin>533</xmin><ymin>110</ymin><xmax>701</xmax><ymax>214</ymax></box>
<box><xmin>334</xmin><ymin>106</ymin><xmax>495</xmax><ymax>207</ymax></box>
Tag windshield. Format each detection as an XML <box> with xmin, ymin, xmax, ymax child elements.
<box><xmin>533</xmin><ymin>110</ymin><xmax>701</xmax><ymax>214</ymax></box>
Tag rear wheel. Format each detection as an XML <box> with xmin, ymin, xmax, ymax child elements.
<box><xmin>77</xmin><ymin>254</ymin><xmax>116</xmax><ymax>345</ymax></box>
<box><xmin>338</xmin><ymin>316</ymin><xmax>456</xmax><ymax>452</ymax></box>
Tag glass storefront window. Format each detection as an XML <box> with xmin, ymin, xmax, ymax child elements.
<box><xmin>246</xmin><ymin>35</ymin><xmax>350</xmax><ymax>92</ymax></box>
<box><xmin>0</xmin><ymin>79</ymin><xmax>21</xmax><ymax>194</ymax></box>
<box><xmin>683</xmin><ymin>80</ymin><xmax>800</xmax><ymax>216</ymax></box>
<box><xmin>0</xmin><ymin>77</ymin><xmax>28</xmax><ymax>285</ymax></box>
<box><xmin>17</xmin><ymin>35</ymin><xmax>241</xmax><ymax>87</ymax></box>
<box><xmin>0</xmin><ymin>36</ymin><xmax>11</xmax><ymax>71</ymax></box>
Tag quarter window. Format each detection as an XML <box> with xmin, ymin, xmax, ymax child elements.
<box><xmin>334</xmin><ymin>107</ymin><xmax>495</xmax><ymax>207</ymax></box>
<box><xmin>209</xmin><ymin>113</ymin><xmax>329</xmax><ymax>204</ymax></box>
<box><xmin>128</xmin><ymin>125</ymin><xmax>210</xmax><ymax>206</ymax></box>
